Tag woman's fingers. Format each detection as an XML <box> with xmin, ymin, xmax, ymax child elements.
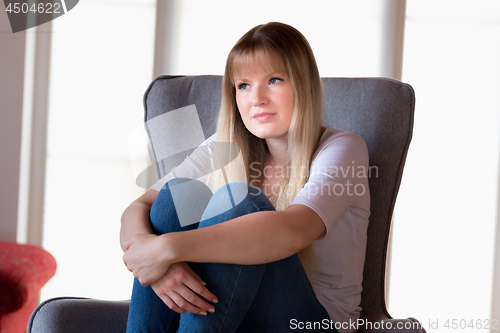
<box><xmin>153</xmin><ymin>280</ymin><xmax>213</xmax><ymax>314</ymax></box>
<box><xmin>155</xmin><ymin>293</ymin><xmax>186</xmax><ymax>314</ymax></box>
<box><xmin>151</xmin><ymin>262</ymin><xmax>217</xmax><ymax>314</ymax></box>
<box><xmin>183</xmin><ymin>264</ymin><xmax>219</xmax><ymax>305</ymax></box>
<box><xmin>169</xmin><ymin>289</ymin><xmax>211</xmax><ymax>315</ymax></box>
<box><xmin>176</xmin><ymin>284</ymin><xmax>215</xmax><ymax>314</ymax></box>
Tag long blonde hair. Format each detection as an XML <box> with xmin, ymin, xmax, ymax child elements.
<box><xmin>210</xmin><ymin>22</ymin><xmax>323</xmax><ymax>277</ymax></box>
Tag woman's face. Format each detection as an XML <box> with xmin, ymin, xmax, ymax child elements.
<box><xmin>233</xmin><ymin>60</ymin><xmax>295</xmax><ymax>141</ymax></box>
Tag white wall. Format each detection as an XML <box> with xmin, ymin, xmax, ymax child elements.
<box><xmin>0</xmin><ymin>9</ymin><xmax>25</xmax><ymax>242</ymax></box>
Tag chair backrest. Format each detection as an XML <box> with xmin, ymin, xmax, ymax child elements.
<box><xmin>143</xmin><ymin>75</ymin><xmax>415</xmax><ymax>323</ymax></box>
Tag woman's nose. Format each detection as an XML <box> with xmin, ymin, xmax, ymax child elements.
<box><xmin>251</xmin><ymin>86</ymin><xmax>269</xmax><ymax>106</ymax></box>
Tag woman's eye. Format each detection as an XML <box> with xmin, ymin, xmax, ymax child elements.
<box><xmin>269</xmin><ymin>77</ymin><xmax>283</xmax><ymax>85</ymax></box>
<box><xmin>237</xmin><ymin>83</ymin><xmax>249</xmax><ymax>90</ymax></box>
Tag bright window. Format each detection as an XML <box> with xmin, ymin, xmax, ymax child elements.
<box><xmin>389</xmin><ymin>0</ymin><xmax>500</xmax><ymax>330</ymax></box>
<box><xmin>41</xmin><ymin>0</ymin><xmax>156</xmax><ymax>301</ymax></box>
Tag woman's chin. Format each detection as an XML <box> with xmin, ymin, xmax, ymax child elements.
<box><xmin>249</xmin><ymin>130</ymin><xmax>288</xmax><ymax>141</ymax></box>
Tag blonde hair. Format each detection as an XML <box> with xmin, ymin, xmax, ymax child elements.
<box><xmin>210</xmin><ymin>22</ymin><xmax>323</xmax><ymax>278</ymax></box>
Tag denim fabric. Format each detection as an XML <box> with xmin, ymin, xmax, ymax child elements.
<box><xmin>126</xmin><ymin>178</ymin><xmax>333</xmax><ymax>333</ymax></box>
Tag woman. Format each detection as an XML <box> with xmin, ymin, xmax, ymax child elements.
<box><xmin>122</xmin><ymin>22</ymin><xmax>370</xmax><ymax>333</ymax></box>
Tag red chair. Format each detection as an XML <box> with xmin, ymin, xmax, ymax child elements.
<box><xmin>0</xmin><ymin>242</ymin><xmax>57</xmax><ymax>333</ymax></box>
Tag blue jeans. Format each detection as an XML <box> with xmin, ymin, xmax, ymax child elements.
<box><xmin>126</xmin><ymin>178</ymin><xmax>332</xmax><ymax>332</ymax></box>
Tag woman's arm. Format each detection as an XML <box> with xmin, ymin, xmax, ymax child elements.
<box><xmin>120</xmin><ymin>189</ymin><xmax>158</xmax><ymax>251</ymax></box>
<box><xmin>124</xmin><ymin>204</ymin><xmax>325</xmax><ymax>286</ymax></box>
<box><xmin>170</xmin><ymin>204</ymin><xmax>324</xmax><ymax>264</ymax></box>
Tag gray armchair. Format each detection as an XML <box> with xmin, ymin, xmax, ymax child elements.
<box><xmin>28</xmin><ymin>76</ymin><xmax>424</xmax><ymax>333</ymax></box>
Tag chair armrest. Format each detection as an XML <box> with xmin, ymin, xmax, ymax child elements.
<box><xmin>27</xmin><ymin>297</ymin><xmax>130</xmax><ymax>333</ymax></box>
<box><xmin>359</xmin><ymin>317</ymin><xmax>426</xmax><ymax>333</ymax></box>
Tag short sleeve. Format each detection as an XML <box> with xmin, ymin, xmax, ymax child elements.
<box><xmin>290</xmin><ymin>130</ymin><xmax>370</xmax><ymax>237</ymax></box>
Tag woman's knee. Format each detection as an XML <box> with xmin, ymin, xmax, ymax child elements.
<box><xmin>150</xmin><ymin>178</ymin><xmax>213</xmax><ymax>234</ymax></box>
<box><xmin>200</xmin><ymin>182</ymin><xmax>274</xmax><ymax>226</ymax></box>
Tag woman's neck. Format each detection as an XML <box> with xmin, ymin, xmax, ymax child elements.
<box><xmin>265</xmin><ymin>126</ymin><xmax>327</xmax><ymax>167</ymax></box>
<box><xmin>265</xmin><ymin>136</ymin><xmax>289</xmax><ymax>167</ymax></box>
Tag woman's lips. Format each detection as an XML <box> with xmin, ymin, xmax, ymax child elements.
<box><xmin>253</xmin><ymin>112</ymin><xmax>276</xmax><ymax>121</ymax></box>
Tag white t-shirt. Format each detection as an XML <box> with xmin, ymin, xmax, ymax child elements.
<box><xmin>150</xmin><ymin>128</ymin><xmax>370</xmax><ymax>333</ymax></box>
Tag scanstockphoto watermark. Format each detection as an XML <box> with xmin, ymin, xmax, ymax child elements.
<box><xmin>249</xmin><ymin>161</ymin><xmax>378</xmax><ymax>198</ymax></box>
<box><xmin>249</xmin><ymin>161</ymin><xmax>378</xmax><ymax>180</ymax></box>
<box><xmin>289</xmin><ymin>318</ymin><xmax>424</xmax><ymax>331</ymax></box>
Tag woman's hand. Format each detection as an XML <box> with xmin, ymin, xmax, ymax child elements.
<box><xmin>152</xmin><ymin>262</ymin><xmax>218</xmax><ymax>315</ymax></box>
<box><xmin>122</xmin><ymin>234</ymin><xmax>171</xmax><ymax>286</ymax></box>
